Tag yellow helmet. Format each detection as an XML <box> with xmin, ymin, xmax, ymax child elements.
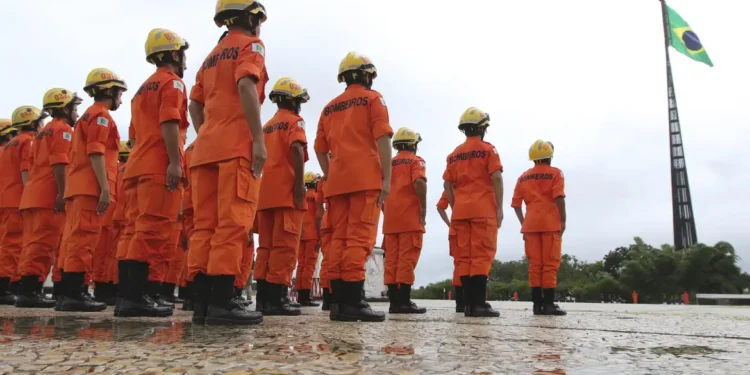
<box><xmin>83</xmin><ymin>68</ymin><xmax>128</xmax><ymax>98</ymax></box>
<box><xmin>337</xmin><ymin>52</ymin><xmax>377</xmax><ymax>83</ymax></box>
<box><xmin>269</xmin><ymin>77</ymin><xmax>310</xmax><ymax>104</ymax></box>
<box><xmin>145</xmin><ymin>28</ymin><xmax>190</xmax><ymax>64</ymax></box>
<box><xmin>459</xmin><ymin>107</ymin><xmax>490</xmax><ymax>129</ymax></box>
<box><xmin>392</xmin><ymin>127</ymin><xmax>422</xmax><ymax>148</ymax></box>
<box><xmin>119</xmin><ymin>140</ymin><xmax>131</xmax><ymax>157</ymax></box>
<box><xmin>43</xmin><ymin>88</ymin><xmax>83</xmax><ymax>110</ymax></box>
<box><xmin>0</xmin><ymin>119</ymin><xmax>14</xmax><ymax>136</ymax></box>
<box><xmin>528</xmin><ymin>139</ymin><xmax>554</xmax><ymax>161</ymax></box>
<box><xmin>304</xmin><ymin>171</ymin><xmax>321</xmax><ymax>185</ymax></box>
<box><xmin>11</xmin><ymin>106</ymin><xmax>47</xmax><ymax>128</ymax></box>
<box><xmin>214</xmin><ymin>0</ymin><xmax>267</xmax><ymax>27</ymax></box>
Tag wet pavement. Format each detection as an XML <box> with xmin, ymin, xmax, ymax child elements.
<box><xmin>1</xmin><ymin>300</ymin><xmax>749</xmax><ymax>374</ymax></box>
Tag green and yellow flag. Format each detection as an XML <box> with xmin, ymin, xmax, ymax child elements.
<box><xmin>666</xmin><ymin>5</ymin><xmax>713</xmax><ymax>67</ymax></box>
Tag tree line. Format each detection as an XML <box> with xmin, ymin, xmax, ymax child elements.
<box><xmin>413</xmin><ymin>237</ymin><xmax>750</xmax><ymax>304</ymax></box>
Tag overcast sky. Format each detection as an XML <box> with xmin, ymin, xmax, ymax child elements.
<box><xmin>1</xmin><ymin>0</ymin><xmax>747</xmax><ymax>286</ymax></box>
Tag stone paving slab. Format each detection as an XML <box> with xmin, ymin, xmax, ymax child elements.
<box><xmin>0</xmin><ymin>301</ymin><xmax>748</xmax><ymax>374</ymax></box>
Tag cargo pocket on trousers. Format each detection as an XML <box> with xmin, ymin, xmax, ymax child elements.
<box><xmin>482</xmin><ymin>220</ymin><xmax>498</xmax><ymax>249</ymax></box>
<box><xmin>550</xmin><ymin>234</ymin><xmax>562</xmax><ymax>262</ymax></box>
<box><xmin>236</xmin><ymin>159</ymin><xmax>256</xmax><ymax>203</ymax></box>
<box><xmin>360</xmin><ymin>194</ymin><xmax>381</xmax><ymax>225</ymax></box>
<box><xmin>79</xmin><ymin>211</ymin><xmax>102</xmax><ymax>234</ymax></box>
<box><xmin>412</xmin><ymin>233</ymin><xmax>423</xmax><ymax>251</ymax></box>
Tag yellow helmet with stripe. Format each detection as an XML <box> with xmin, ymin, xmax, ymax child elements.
<box><xmin>392</xmin><ymin>127</ymin><xmax>422</xmax><ymax>148</ymax></box>
<box><xmin>214</xmin><ymin>0</ymin><xmax>267</xmax><ymax>27</ymax></box>
<box><xmin>119</xmin><ymin>140</ymin><xmax>131</xmax><ymax>157</ymax></box>
<box><xmin>11</xmin><ymin>106</ymin><xmax>47</xmax><ymax>128</ymax></box>
<box><xmin>529</xmin><ymin>139</ymin><xmax>554</xmax><ymax>161</ymax></box>
<box><xmin>304</xmin><ymin>171</ymin><xmax>321</xmax><ymax>185</ymax></box>
<box><xmin>0</xmin><ymin>119</ymin><xmax>14</xmax><ymax>137</ymax></box>
<box><xmin>337</xmin><ymin>52</ymin><xmax>377</xmax><ymax>83</ymax></box>
<box><xmin>458</xmin><ymin>107</ymin><xmax>490</xmax><ymax>130</ymax></box>
<box><xmin>84</xmin><ymin>68</ymin><xmax>128</xmax><ymax>97</ymax></box>
<box><xmin>43</xmin><ymin>88</ymin><xmax>83</xmax><ymax>110</ymax></box>
<box><xmin>145</xmin><ymin>28</ymin><xmax>190</xmax><ymax>64</ymax></box>
<box><xmin>269</xmin><ymin>77</ymin><xmax>310</xmax><ymax>103</ymax></box>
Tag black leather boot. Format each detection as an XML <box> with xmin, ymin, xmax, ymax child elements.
<box><xmin>52</xmin><ymin>281</ymin><xmax>64</xmax><ymax>309</ymax></box>
<box><xmin>254</xmin><ymin>280</ymin><xmax>266</xmax><ymax>312</ymax></box>
<box><xmin>180</xmin><ymin>284</ymin><xmax>193</xmax><ymax>311</ymax></box>
<box><xmin>161</xmin><ymin>283</ymin><xmax>181</xmax><ymax>304</ymax></box>
<box><xmin>387</xmin><ymin>284</ymin><xmax>399</xmax><ymax>313</ymax></box>
<box><xmin>147</xmin><ymin>280</ymin><xmax>174</xmax><ymax>309</ymax></box>
<box><xmin>282</xmin><ymin>286</ymin><xmax>301</xmax><ymax>308</ymax></box>
<box><xmin>114</xmin><ymin>262</ymin><xmax>172</xmax><ymax>318</ymax></box>
<box><xmin>328</xmin><ymin>279</ymin><xmax>343</xmax><ymax>320</ymax></box>
<box><xmin>114</xmin><ymin>260</ymin><xmax>130</xmax><ymax>312</ymax></box>
<box><xmin>460</xmin><ymin>276</ymin><xmax>472</xmax><ymax>316</ymax></box>
<box><xmin>15</xmin><ymin>275</ymin><xmax>56</xmax><ymax>308</ymax></box>
<box><xmin>532</xmin><ymin>287</ymin><xmax>543</xmax><ymax>315</ymax></box>
<box><xmin>467</xmin><ymin>275</ymin><xmax>499</xmax><ymax>318</ymax></box>
<box><xmin>104</xmin><ymin>283</ymin><xmax>117</xmax><ymax>306</ymax></box>
<box><xmin>191</xmin><ymin>273</ymin><xmax>210</xmax><ymax>325</ymax></box>
<box><xmin>205</xmin><ymin>275</ymin><xmax>264</xmax><ymax>325</ymax></box>
<box><xmin>321</xmin><ymin>288</ymin><xmax>331</xmax><ymax>311</ymax></box>
<box><xmin>335</xmin><ymin>280</ymin><xmax>385</xmax><ymax>322</ymax></box>
<box><xmin>454</xmin><ymin>286</ymin><xmax>465</xmax><ymax>313</ymax></box>
<box><xmin>263</xmin><ymin>283</ymin><xmax>301</xmax><ymax>316</ymax></box>
<box><xmin>542</xmin><ymin>288</ymin><xmax>567</xmax><ymax>316</ymax></box>
<box><xmin>396</xmin><ymin>284</ymin><xmax>426</xmax><ymax>314</ymax></box>
<box><xmin>0</xmin><ymin>277</ymin><xmax>16</xmax><ymax>305</ymax></box>
<box><xmin>233</xmin><ymin>287</ymin><xmax>252</xmax><ymax>308</ymax></box>
<box><xmin>297</xmin><ymin>289</ymin><xmax>319</xmax><ymax>307</ymax></box>
<box><xmin>57</xmin><ymin>272</ymin><xmax>107</xmax><ymax>312</ymax></box>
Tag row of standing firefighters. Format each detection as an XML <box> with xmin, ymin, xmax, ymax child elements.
<box><xmin>0</xmin><ymin>0</ymin><xmax>568</xmax><ymax>325</ymax></box>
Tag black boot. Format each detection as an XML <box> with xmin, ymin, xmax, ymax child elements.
<box><xmin>161</xmin><ymin>283</ymin><xmax>181</xmax><ymax>304</ymax></box>
<box><xmin>104</xmin><ymin>283</ymin><xmax>117</xmax><ymax>306</ymax></box>
<box><xmin>297</xmin><ymin>289</ymin><xmax>319</xmax><ymax>307</ymax></box>
<box><xmin>282</xmin><ymin>286</ymin><xmax>301</xmax><ymax>308</ymax></box>
<box><xmin>0</xmin><ymin>277</ymin><xmax>15</xmax><ymax>305</ymax></box>
<box><xmin>205</xmin><ymin>275</ymin><xmax>263</xmax><ymax>325</ymax></box>
<box><xmin>255</xmin><ymin>280</ymin><xmax>266</xmax><ymax>312</ymax></box>
<box><xmin>57</xmin><ymin>272</ymin><xmax>107</xmax><ymax>312</ymax></box>
<box><xmin>263</xmin><ymin>283</ymin><xmax>301</xmax><ymax>316</ymax></box>
<box><xmin>454</xmin><ymin>286</ymin><xmax>465</xmax><ymax>313</ymax></box>
<box><xmin>396</xmin><ymin>284</ymin><xmax>426</xmax><ymax>314</ymax></box>
<box><xmin>233</xmin><ymin>287</ymin><xmax>252</xmax><ymax>308</ymax></box>
<box><xmin>532</xmin><ymin>287</ymin><xmax>543</xmax><ymax>315</ymax></box>
<box><xmin>15</xmin><ymin>275</ymin><xmax>56</xmax><ymax>308</ymax></box>
<box><xmin>387</xmin><ymin>284</ymin><xmax>399</xmax><ymax>313</ymax></box>
<box><xmin>114</xmin><ymin>260</ymin><xmax>130</xmax><ymax>312</ymax></box>
<box><xmin>321</xmin><ymin>288</ymin><xmax>331</xmax><ymax>311</ymax></box>
<box><xmin>329</xmin><ymin>279</ymin><xmax>343</xmax><ymax>320</ymax></box>
<box><xmin>460</xmin><ymin>276</ymin><xmax>472</xmax><ymax>316</ymax></box>
<box><xmin>542</xmin><ymin>288</ymin><xmax>567</xmax><ymax>316</ymax></box>
<box><xmin>9</xmin><ymin>281</ymin><xmax>20</xmax><ymax>296</ymax></box>
<box><xmin>191</xmin><ymin>273</ymin><xmax>210</xmax><ymax>324</ymax></box>
<box><xmin>114</xmin><ymin>262</ymin><xmax>172</xmax><ymax>318</ymax></box>
<box><xmin>181</xmin><ymin>283</ymin><xmax>193</xmax><ymax>311</ymax></box>
<box><xmin>52</xmin><ymin>281</ymin><xmax>64</xmax><ymax>309</ymax></box>
<box><xmin>93</xmin><ymin>282</ymin><xmax>110</xmax><ymax>303</ymax></box>
<box><xmin>335</xmin><ymin>280</ymin><xmax>385</xmax><ymax>322</ymax></box>
<box><xmin>148</xmin><ymin>281</ymin><xmax>175</xmax><ymax>309</ymax></box>
<box><xmin>467</xmin><ymin>275</ymin><xmax>499</xmax><ymax>318</ymax></box>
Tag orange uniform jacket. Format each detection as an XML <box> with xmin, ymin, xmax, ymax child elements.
<box><xmin>436</xmin><ymin>192</ymin><xmax>457</xmax><ymax>237</ymax></box>
<box><xmin>64</xmin><ymin>102</ymin><xmax>121</xmax><ymax>201</ymax></box>
<box><xmin>383</xmin><ymin>151</ymin><xmax>426</xmax><ymax>234</ymax></box>
<box><xmin>511</xmin><ymin>164</ymin><xmax>565</xmax><ymax>233</ymax></box>
<box><xmin>0</xmin><ymin>131</ymin><xmax>35</xmax><ymax>208</ymax></box>
<box><xmin>442</xmin><ymin>137</ymin><xmax>503</xmax><ymax>221</ymax></box>
<box><xmin>189</xmin><ymin>30</ymin><xmax>269</xmax><ymax>168</ymax></box>
<box><xmin>19</xmin><ymin>120</ymin><xmax>73</xmax><ymax>210</ymax></box>
<box><xmin>300</xmin><ymin>188</ymin><xmax>319</xmax><ymax>241</ymax></box>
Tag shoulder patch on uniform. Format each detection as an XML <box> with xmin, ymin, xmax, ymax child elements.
<box><xmin>96</xmin><ymin>117</ymin><xmax>109</xmax><ymax>127</ymax></box>
<box><xmin>297</xmin><ymin>120</ymin><xmax>305</xmax><ymax>129</ymax></box>
<box><xmin>62</xmin><ymin>132</ymin><xmax>72</xmax><ymax>141</ymax></box>
<box><xmin>419</xmin><ymin>160</ymin><xmax>426</xmax><ymax>167</ymax></box>
<box><xmin>492</xmin><ymin>147</ymin><xmax>498</xmax><ymax>154</ymax></box>
<box><xmin>379</xmin><ymin>97</ymin><xmax>387</xmax><ymax>106</ymax></box>
<box><xmin>173</xmin><ymin>80</ymin><xmax>185</xmax><ymax>92</ymax></box>
<box><xmin>251</xmin><ymin>43</ymin><xmax>265</xmax><ymax>57</ymax></box>
<box><xmin>559</xmin><ymin>171</ymin><xmax>564</xmax><ymax>179</ymax></box>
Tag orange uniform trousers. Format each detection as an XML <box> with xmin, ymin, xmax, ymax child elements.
<box><xmin>328</xmin><ymin>190</ymin><xmax>381</xmax><ymax>282</ymax></box>
<box><xmin>108</xmin><ymin>222</ymin><xmax>125</xmax><ymax>283</ymax></box>
<box><xmin>383</xmin><ymin>231</ymin><xmax>423</xmax><ymax>285</ymax></box>
<box><xmin>60</xmin><ymin>196</ymin><xmax>107</xmax><ymax>274</ymax></box>
<box><xmin>0</xmin><ymin>208</ymin><xmax>24</xmax><ymax>281</ymax></box>
<box><xmin>235</xmin><ymin>237</ymin><xmax>255</xmax><ymax>289</ymax></box>
<box><xmin>449</xmin><ymin>235</ymin><xmax>461</xmax><ymax>287</ymax></box>
<box><xmin>92</xmin><ymin>222</ymin><xmax>114</xmax><ymax>284</ymax></box>
<box><xmin>524</xmin><ymin>231</ymin><xmax>562</xmax><ymax>288</ymax></box>
<box><xmin>19</xmin><ymin>208</ymin><xmax>64</xmax><ymax>280</ymax></box>
<box><xmin>122</xmin><ymin>174</ymin><xmax>182</xmax><ymax>283</ymax></box>
<box><xmin>295</xmin><ymin>239</ymin><xmax>319</xmax><ymax>290</ymax></box>
<box><xmin>187</xmin><ymin>158</ymin><xmax>258</xmax><ymax>280</ymax></box>
<box><xmin>452</xmin><ymin>218</ymin><xmax>498</xmax><ymax>277</ymax></box>
<box><xmin>165</xmin><ymin>224</ymin><xmax>184</xmax><ymax>285</ymax></box>
<box><xmin>178</xmin><ymin>209</ymin><xmax>194</xmax><ymax>287</ymax></box>
<box><xmin>255</xmin><ymin>207</ymin><xmax>303</xmax><ymax>286</ymax></box>
<box><xmin>319</xmin><ymin>228</ymin><xmax>332</xmax><ymax>289</ymax></box>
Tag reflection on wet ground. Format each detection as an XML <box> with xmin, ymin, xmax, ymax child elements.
<box><xmin>1</xmin><ymin>301</ymin><xmax>749</xmax><ymax>374</ymax></box>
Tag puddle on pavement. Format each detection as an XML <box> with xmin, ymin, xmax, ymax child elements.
<box><xmin>612</xmin><ymin>345</ymin><xmax>728</xmax><ymax>357</ymax></box>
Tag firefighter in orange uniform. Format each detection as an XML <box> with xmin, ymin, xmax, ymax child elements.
<box><xmin>187</xmin><ymin>0</ymin><xmax>268</xmax><ymax>326</ymax></box>
<box><xmin>314</xmin><ymin>52</ymin><xmax>393</xmax><ymax>322</ymax></box>
<box><xmin>255</xmin><ymin>77</ymin><xmax>309</xmax><ymax>316</ymax></box>
<box><xmin>316</xmin><ymin>176</ymin><xmax>331</xmax><ymax>310</ymax></box>
<box><xmin>0</xmin><ymin>107</ymin><xmax>47</xmax><ymax>305</ymax></box>
<box><xmin>16</xmin><ymin>89</ymin><xmax>82</xmax><ymax>308</ymax></box>
<box><xmin>436</xmin><ymin>191</ymin><xmax>463</xmax><ymax>313</ymax></box>
<box><xmin>511</xmin><ymin>140</ymin><xmax>567</xmax><ymax>316</ymax></box>
<box><xmin>179</xmin><ymin>141</ymin><xmax>195</xmax><ymax>311</ymax></box>
<box><xmin>443</xmin><ymin>107</ymin><xmax>503</xmax><ymax>318</ymax></box>
<box><xmin>296</xmin><ymin>171</ymin><xmax>322</xmax><ymax>307</ymax></box>
<box><xmin>110</xmin><ymin>142</ymin><xmax>130</xmax><ymax>303</ymax></box>
<box><xmin>57</xmin><ymin>68</ymin><xmax>126</xmax><ymax>312</ymax></box>
<box><xmin>382</xmin><ymin>127</ymin><xmax>427</xmax><ymax>314</ymax></box>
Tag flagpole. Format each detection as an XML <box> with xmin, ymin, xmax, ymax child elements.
<box><xmin>659</xmin><ymin>0</ymin><xmax>698</xmax><ymax>251</ymax></box>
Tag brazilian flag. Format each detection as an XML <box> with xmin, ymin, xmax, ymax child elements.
<box><xmin>666</xmin><ymin>5</ymin><xmax>713</xmax><ymax>67</ymax></box>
